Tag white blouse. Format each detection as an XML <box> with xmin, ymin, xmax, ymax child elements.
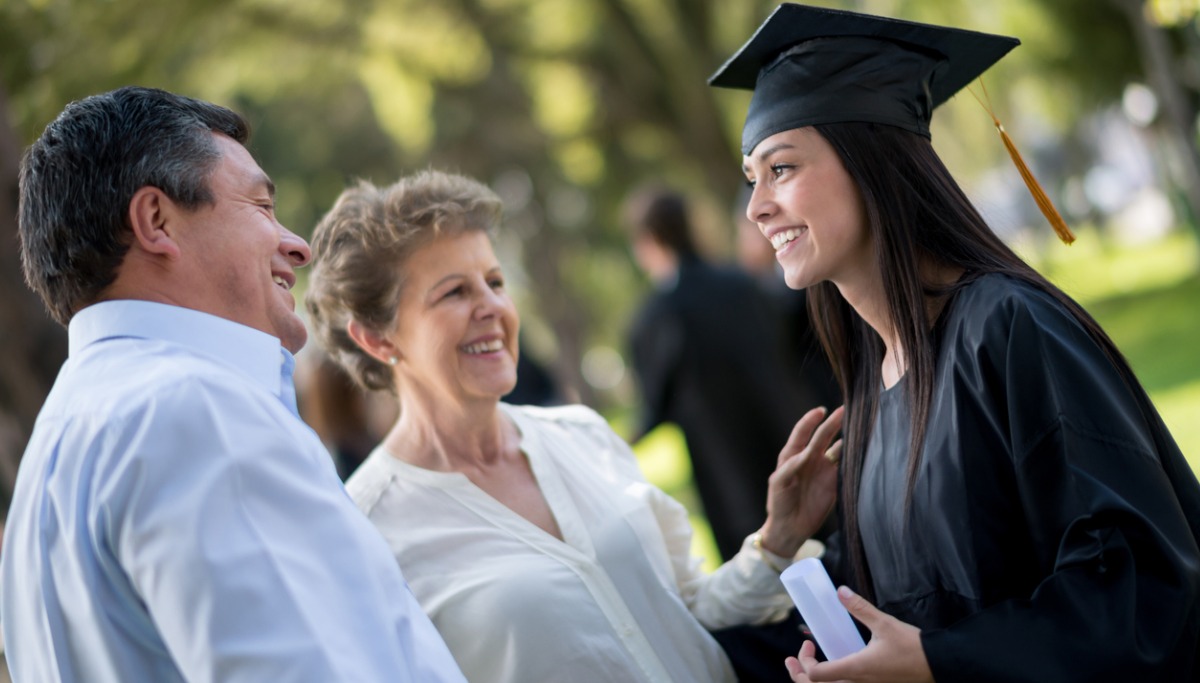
<box><xmin>346</xmin><ymin>403</ymin><xmax>798</xmax><ymax>683</ymax></box>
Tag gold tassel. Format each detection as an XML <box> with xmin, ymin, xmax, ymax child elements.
<box><xmin>970</xmin><ymin>80</ymin><xmax>1075</xmax><ymax>245</ymax></box>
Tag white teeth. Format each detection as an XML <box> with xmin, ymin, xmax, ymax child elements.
<box><xmin>462</xmin><ymin>339</ymin><xmax>504</xmax><ymax>354</ymax></box>
<box><xmin>770</xmin><ymin>228</ymin><xmax>806</xmax><ymax>250</ymax></box>
<box><xmin>272</xmin><ymin>275</ymin><xmax>290</xmax><ymax>290</ymax></box>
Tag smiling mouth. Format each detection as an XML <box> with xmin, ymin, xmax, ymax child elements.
<box><xmin>462</xmin><ymin>339</ymin><xmax>504</xmax><ymax>354</ymax></box>
<box><xmin>770</xmin><ymin>227</ymin><xmax>807</xmax><ymax>251</ymax></box>
<box><xmin>272</xmin><ymin>275</ymin><xmax>293</xmax><ymax>291</ymax></box>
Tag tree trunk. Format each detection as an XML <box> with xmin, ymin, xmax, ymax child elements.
<box><xmin>0</xmin><ymin>83</ymin><xmax>68</xmax><ymax>519</ymax></box>
<box><xmin>1112</xmin><ymin>0</ymin><xmax>1200</xmax><ymax>249</ymax></box>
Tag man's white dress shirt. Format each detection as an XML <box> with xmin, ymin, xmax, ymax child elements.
<box><xmin>0</xmin><ymin>300</ymin><xmax>466</xmax><ymax>683</ymax></box>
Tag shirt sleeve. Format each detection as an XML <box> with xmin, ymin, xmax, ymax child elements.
<box><xmin>590</xmin><ymin>412</ymin><xmax>794</xmax><ymax>630</ymax></box>
<box><xmin>102</xmin><ymin>376</ymin><xmax>466</xmax><ymax>683</ymax></box>
<box><xmin>921</xmin><ymin>290</ymin><xmax>1200</xmax><ymax>682</ymax></box>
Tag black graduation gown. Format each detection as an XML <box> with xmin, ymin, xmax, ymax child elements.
<box><xmin>858</xmin><ymin>273</ymin><xmax>1200</xmax><ymax>682</ymax></box>
<box><xmin>628</xmin><ymin>257</ymin><xmax>813</xmax><ymax>561</ymax></box>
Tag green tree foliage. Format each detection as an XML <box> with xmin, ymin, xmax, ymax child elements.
<box><xmin>3</xmin><ymin>0</ymin><xmax>1199</xmax><ymax>512</ymax></box>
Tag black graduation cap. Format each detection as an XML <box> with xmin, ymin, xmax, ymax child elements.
<box><xmin>708</xmin><ymin>3</ymin><xmax>1019</xmax><ymax>155</ymax></box>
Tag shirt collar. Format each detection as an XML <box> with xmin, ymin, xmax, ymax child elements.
<box><xmin>68</xmin><ymin>300</ymin><xmax>292</xmax><ymax>398</ymax></box>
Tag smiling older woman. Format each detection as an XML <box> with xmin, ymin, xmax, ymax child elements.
<box><xmin>304</xmin><ymin>170</ymin><xmax>843</xmax><ymax>683</ymax></box>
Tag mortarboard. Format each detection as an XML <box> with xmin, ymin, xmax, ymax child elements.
<box><xmin>709</xmin><ymin>3</ymin><xmax>1075</xmax><ymax>244</ymax></box>
<box><xmin>708</xmin><ymin>3</ymin><xmax>1018</xmax><ymax>155</ymax></box>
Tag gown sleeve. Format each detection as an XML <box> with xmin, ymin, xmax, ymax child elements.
<box><xmin>921</xmin><ymin>287</ymin><xmax>1200</xmax><ymax>682</ymax></box>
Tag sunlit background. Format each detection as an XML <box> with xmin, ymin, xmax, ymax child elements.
<box><xmin>3</xmin><ymin>1</ymin><xmax>1200</xmax><ymax>670</ymax></box>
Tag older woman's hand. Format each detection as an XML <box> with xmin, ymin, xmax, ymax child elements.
<box><xmin>757</xmin><ymin>405</ymin><xmax>844</xmax><ymax>558</ymax></box>
<box><xmin>785</xmin><ymin>586</ymin><xmax>932</xmax><ymax>683</ymax></box>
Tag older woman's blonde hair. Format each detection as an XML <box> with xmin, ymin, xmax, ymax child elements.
<box><xmin>305</xmin><ymin>170</ymin><xmax>503</xmax><ymax>393</ymax></box>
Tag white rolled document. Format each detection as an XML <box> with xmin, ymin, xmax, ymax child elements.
<box><xmin>780</xmin><ymin>557</ymin><xmax>867</xmax><ymax>660</ymax></box>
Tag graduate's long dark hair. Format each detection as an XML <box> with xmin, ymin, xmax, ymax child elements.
<box><xmin>808</xmin><ymin>121</ymin><xmax>1134</xmax><ymax>601</ymax></box>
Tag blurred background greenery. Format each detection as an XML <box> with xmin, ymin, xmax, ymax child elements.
<box><xmin>2</xmin><ymin>0</ymin><xmax>1200</xmax><ymax>574</ymax></box>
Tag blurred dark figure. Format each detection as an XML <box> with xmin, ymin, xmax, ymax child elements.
<box><xmin>503</xmin><ymin>343</ymin><xmax>563</xmax><ymax>406</ymax></box>
<box><xmin>734</xmin><ymin>186</ymin><xmax>841</xmax><ymax>414</ymax></box>
<box><xmin>623</xmin><ymin>185</ymin><xmax>818</xmax><ymax>562</ymax></box>
<box><xmin>297</xmin><ymin>350</ymin><xmax>390</xmax><ymax>480</ymax></box>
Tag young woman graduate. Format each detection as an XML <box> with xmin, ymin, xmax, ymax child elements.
<box><xmin>709</xmin><ymin>4</ymin><xmax>1200</xmax><ymax>682</ymax></box>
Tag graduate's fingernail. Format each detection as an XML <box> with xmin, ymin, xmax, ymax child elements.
<box><xmin>837</xmin><ymin>585</ymin><xmax>856</xmax><ymax>599</ymax></box>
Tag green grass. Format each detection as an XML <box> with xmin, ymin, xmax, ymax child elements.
<box><xmin>1030</xmin><ymin>230</ymin><xmax>1200</xmax><ymax>306</ymax></box>
<box><xmin>1037</xmin><ymin>230</ymin><xmax>1200</xmax><ymax>472</ymax></box>
<box><xmin>619</xmin><ymin>229</ymin><xmax>1200</xmax><ymax>571</ymax></box>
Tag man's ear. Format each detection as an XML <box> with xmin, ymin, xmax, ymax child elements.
<box><xmin>347</xmin><ymin>319</ymin><xmax>400</xmax><ymax>366</ymax></box>
<box><xmin>127</xmin><ymin>186</ymin><xmax>182</xmax><ymax>259</ymax></box>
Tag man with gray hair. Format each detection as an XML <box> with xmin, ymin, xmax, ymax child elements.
<box><xmin>0</xmin><ymin>86</ymin><xmax>466</xmax><ymax>682</ymax></box>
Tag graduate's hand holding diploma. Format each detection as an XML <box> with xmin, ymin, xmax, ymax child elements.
<box><xmin>757</xmin><ymin>406</ymin><xmax>845</xmax><ymax>557</ymax></box>
<box><xmin>785</xmin><ymin>585</ymin><xmax>932</xmax><ymax>683</ymax></box>
<box><xmin>766</xmin><ymin>405</ymin><xmax>933</xmax><ymax>683</ymax></box>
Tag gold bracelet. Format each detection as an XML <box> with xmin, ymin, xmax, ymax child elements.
<box><xmin>752</xmin><ymin>532</ymin><xmax>787</xmax><ymax>574</ymax></box>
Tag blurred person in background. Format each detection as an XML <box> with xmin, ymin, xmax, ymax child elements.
<box><xmin>624</xmin><ymin>185</ymin><xmax>832</xmax><ymax>563</ymax></box>
<box><xmin>504</xmin><ymin>341</ymin><xmax>564</xmax><ymax>406</ymax></box>
<box><xmin>711</xmin><ymin>4</ymin><xmax>1200</xmax><ymax>681</ymax></box>
<box><xmin>0</xmin><ymin>86</ymin><xmax>465</xmax><ymax>683</ymax></box>
<box><xmin>735</xmin><ymin>185</ymin><xmax>841</xmax><ymax>416</ymax></box>
<box><xmin>305</xmin><ymin>169</ymin><xmax>843</xmax><ymax>683</ymax></box>
<box><xmin>297</xmin><ymin>349</ymin><xmax>386</xmax><ymax>480</ymax></box>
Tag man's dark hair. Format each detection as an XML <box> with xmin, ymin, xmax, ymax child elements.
<box><xmin>18</xmin><ymin>86</ymin><xmax>250</xmax><ymax>325</ymax></box>
<box><xmin>622</xmin><ymin>185</ymin><xmax>698</xmax><ymax>258</ymax></box>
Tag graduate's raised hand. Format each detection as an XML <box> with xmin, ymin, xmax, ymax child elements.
<box><xmin>785</xmin><ymin>586</ymin><xmax>932</xmax><ymax>683</ymax></box>
<box><xmin>758</xmin><ymin>405</ymin><xmax>844</xmax><ymax>557</ymax></box>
